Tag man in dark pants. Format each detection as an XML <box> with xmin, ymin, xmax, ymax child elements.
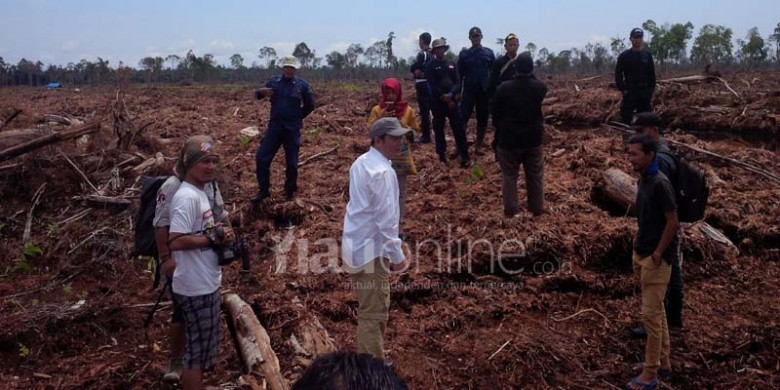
<box><xmin>632</xmin><ymin>112</ymin><xmax>684</xmax><ymax>337</ymax></box>
<box><xmin>426</xmin><ymin>38</ymin><xmax>471</xmax><ymax>168</ymax></box>
<box><xmin>411</xmin><ymin>32</ymin><xmax>433</xmax><ymax>144</ymax></box>
<box><xmin>253</xmin><ymin>56</ymin><xmax>315</xmax><ymax>202</ymax></box>
<box><xmin>458</xmin><ymin>26</ymin><xmax>495</xmax><ymax>153</ymax></box>
<box><xmin>490</xmin><ymin>53</ymin><xmax>547</xmax><ymax>217</ymax></box>
<box><xmin>615</xmin><ymin>28</ymin><xmax>656</xmax><ymax>124</ymax></box>
<box><xmin>488</xmin><ymin>33</ymin><xmax>521</xmax><ymax>97</ymax></box>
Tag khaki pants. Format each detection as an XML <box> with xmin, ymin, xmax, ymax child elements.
<box><xmin>633</xmin><ymin>251</ymin><xmax>672</xmax><ymax>376</ymax></box>
<box><xmin>397</xmin><ymin>174</ymin><xmax>407</xmax><ymax>235</ymax></box>
<box><xmin>349</xmin><ymin>257</ymin><xmax>391</xmax><ymax>360</ymax></box>
<box><xmin>496</xmin><ymin>146</ymin><xmax>544</xmax><ymax>216</ymax></box>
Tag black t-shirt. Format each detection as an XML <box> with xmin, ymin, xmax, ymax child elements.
<box><xmin>635</xmin><ymin>171</ymin><xmax>679</xmax><ymax>262</ymax></box>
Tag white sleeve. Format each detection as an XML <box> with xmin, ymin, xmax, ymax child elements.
<box><xmin>169</xmin><ymin>192</ymin><xmax>198</xmax><ymax>234</ymax></box>
<box><xmin>372</xmin><ymin>171</ymin><xmax>404</xmax><ymax>264</ymax></box>
<box><xmin>153</xmin><ymin>178</ymin><xmax>180</xmax><ymax>227</ymax></box>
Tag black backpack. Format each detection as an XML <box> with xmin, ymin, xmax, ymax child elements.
<box><xmin>133</xmin><ymin>176</ymin><xmax>169</xmax><ymax>257</ymax></box>
<box><xmin>659</xmin><ymin>151</ymin><xmax>709</xmax><ymax>223</ymax></box>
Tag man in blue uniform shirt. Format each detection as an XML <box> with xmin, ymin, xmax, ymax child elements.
<box><xmin>458</xmin><ymin>26</ymin><xmax>495</xmax><ymax>154</ymax></box>
<box><xmin>253</xmin><ymin>56</ymin><xmax>315</xmax><ymax>202</ymax></box>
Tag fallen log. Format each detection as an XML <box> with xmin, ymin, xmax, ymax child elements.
<box><xmin>657</xmin><ymin>75</ymin><xmax>716</xmax><ymax>84</ymax></box>
<box><xmin>289</xmin><ymin>311</ymin><xmax>336</xmax><ymax>358</ymax></box>
<box><xmin>599</xmin><ymin>168</ymin><xmax>637</xmax><ymax>214</ymax></box>
<box><xmin>223</xmin><ymin>293</ymin><xmax>288</xmax><ymax>390</ymax></box>
<box><xmin>683</xmin><ymin>221</ymin><xmax>739</xmax><ymax>262</ymax></box>
<box><xmin>77</xmin><ymin>195</ymin><xmax>132</xmax><ymax>210</ymax></box>
<box><xmin>0</xmin><ymin>108</ymin><xmax>22</xmax><ymax>130</ymax></box>
<box><xmin>43</xmin><ymin>114</ymin><xmax>74</xmax><ymax>126</ymax></box>
<box><xmin>657</xmin><ymin>75</ymin><xmax>740</xmax><ymax>100</ymax></box>
<box><xmin>0</xmin><ymin>128</ymin><xmax>51</xmax><ymax>150</ymax></box>
<box><xmin>0</xmin><ymin>122</ymin><xmax>101</xmax><ymax>163</ymax></box>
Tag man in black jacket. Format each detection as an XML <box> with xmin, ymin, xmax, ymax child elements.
<box><xmin>488</xmin><ymin>33</ymin><xmax>521</xmax><ymax>97</ymax></box>
<box><xmin>490</xmin><ymin>53</ymin><xmax>547</xmax><ymax>216</ymax></box>
<box><xmin>426</xmin><ymin>38</ymin><xmax>471</xmax><ymax>168</ymax></box>
<box><xmin>410</xmin><ymin>32</ymin><xmax>433</xmax><ymax>144</ymax></box>
<box><xmin>615</xmin><ymin>28</ymin><xmax>656</xmax><ymax>124</ymax></box>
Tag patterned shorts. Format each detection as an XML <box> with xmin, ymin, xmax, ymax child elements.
<box><xmin>173</xmin><ymin>290</ymin><xmax>222</xmax><ymax>370</ymax></box>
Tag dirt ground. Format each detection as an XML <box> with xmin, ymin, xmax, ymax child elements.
<box><xmin>0</xmin><ymin>71</ymin><xmax>779</xmax><ymax>389</ymax></box>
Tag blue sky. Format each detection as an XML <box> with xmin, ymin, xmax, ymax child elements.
<box><xmin>1</xmin><ymin>0</ymin><xmax>777</xmax><ymax>67</ymax></box>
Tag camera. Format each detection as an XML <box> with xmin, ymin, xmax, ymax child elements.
<box><xmin>211</xmin><ymin>225</ymin><xmax>250</xmax><ymax>273</ymax></box>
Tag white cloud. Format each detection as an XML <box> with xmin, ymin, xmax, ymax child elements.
<box><xmin>209</xmin><ymin>39</ymin><xmax>235</xmax><ymax>52</ymax></box>
<box><xmin>326</xmin><ymin>41</ymin><xmax>350</xmax><ymax>54</ymax></box>
<box><xmin>62</xmin><ymin>41</ymin><xmax>77</xmax><ymax>52</ymax></box>
<box><xmin>267</xmin><ymin>41</ymin><xmax>297</xmax><ymax>58</ymax></box>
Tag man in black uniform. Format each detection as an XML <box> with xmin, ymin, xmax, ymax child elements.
<box><xmin>458</xmin><ymin>26</ymin><xmax>495</xmax><ymax>153</ymax></box>
<box><xmin>615</xmin><ymin>28</ymin><xmax>656</xmax><ymax>124</ymax></box>
<box><xmin>426</xmin><ymin>38</ymin><xmax>471</xmax><ymax>168</ymax></box>
<box><xmin>410</xmin><ymin>32</ymin><xmax>433</xmax><ymax>144</ymax></box>
<box><xmin>488</xmin><ymin>33</ymin><xmax>521</xmax><ymax>97</ymax></box>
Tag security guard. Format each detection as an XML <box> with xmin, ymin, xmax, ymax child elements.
<box><xmin>458</xmin><ymin>26</ymin><xmax>495</xmax><ymax>153</ymax></box>
<box><xmin>426</xmin><ymin>38</ymin><xmax>471</xmax><ymax>168</ymax></box>
<box><xmin>252</xmin><ymin>56</ymin><xmax>315</xmax><ymax>202</ymax></box>
<box><xmin>615</xmin><ymin>27</ymin><xmax>656</xmax><ymax>124</ymax></box>
<box><xmin>410</xmin><ymin>32</ymin><xmax>434</xmax><ymax>144</ymax></box>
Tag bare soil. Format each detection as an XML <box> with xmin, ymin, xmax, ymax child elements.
<box><xmin>0</xmin><ymin>71</ymin><xmax>778</xmax><ymax>389</ymax></box>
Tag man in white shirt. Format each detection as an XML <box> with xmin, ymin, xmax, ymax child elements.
<box><xmin>167</xmin><ymin>136</ymin><xmax>233</xmax><ymax>390</ymax></box>
<box><xmin>153</xmin><ymin>135</ymin><xmax>228</xmax><ymax>383</ymax></box>
<box><xmin>342</xmin><ymin>117</ymin><xmax>410</xmax><ymax>363</ymax></box>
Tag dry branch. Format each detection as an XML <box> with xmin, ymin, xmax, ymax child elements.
<box><xmin>223</xmin><ymin>293</ymin><xmax>288</xmax><ymax>390</ymax></box>
<box><xmin>59</xmin><ymin>150</ymin><xmax>101</xmax><ymax>195</ymax></box>
<box><xmin>23</xmin><ymin>183</ymin><xmax>47</xmax><ymax>242</ymax></box>
<box><xmin>0</xmin><ymin>122</ymin><xmax>101</xmax><ymax>163</ymax></box>
<box><xmin>298</xmin><ymin>146</ymin><xmax>338</xmax><ymax>168</ymax></box>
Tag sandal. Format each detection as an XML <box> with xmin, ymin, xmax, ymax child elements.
<box><xmin>633</xmin><ymin>362</ymin><xmax>672</xmax><ymax>381</ymax></box>
<box><xmin>624</xmin><ymin>376</ymin><xmax>659</xmax><ymax>390</ymax></box>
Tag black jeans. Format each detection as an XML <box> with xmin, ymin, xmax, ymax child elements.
<box><xmin>620</xmin><ymin>87</ymin><xmax>654</xmax><ymax>124</ymax></box>
<box><xmin>460</xmin><ymin>88</ymin><xmax>490</xmax><ymax>143</ymax></box>
<box><xmin>665</xmin><ymin>239</ymin><xmax>684</xmax><ymax>327</ymax></box>
<box><xmin>415</xmin><ymin>82</ymin><xmax>432</xmax><ymax>140</ymax></box>
<box><xmin>431</xmin><ymin>99</ymin><xmax>469</xmax><ymax>162</ymax></box>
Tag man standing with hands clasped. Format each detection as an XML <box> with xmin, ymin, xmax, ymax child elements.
<box><xmin>342</xmin><ymin>117</ymin><xmax>410</xmax><ymax>366</ymax></box>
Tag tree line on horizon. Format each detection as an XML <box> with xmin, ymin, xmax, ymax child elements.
<box><xmin>1</xmin><ymin>21</ymin><xmax>779</xmax><ymax>87</ymax></box>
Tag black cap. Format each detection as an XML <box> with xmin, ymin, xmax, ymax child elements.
<box><xmin>469</xmin><ymin>26</ymin><xmax>482</xmax><ymax>37</ymax></box>
<box><xmin>419</xmin><ymin>32</ymin><xmax>432</xmax><ymax>45</ymax></box>
<box><xmin>631</xmin><ymin>112</ymin><xmax>660</xmax><ymax>130</ymax></box>
<box><xmin>630</xmin><ymin>28</ymin><xmax>644</xmax><ymax>38</ymax></box>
